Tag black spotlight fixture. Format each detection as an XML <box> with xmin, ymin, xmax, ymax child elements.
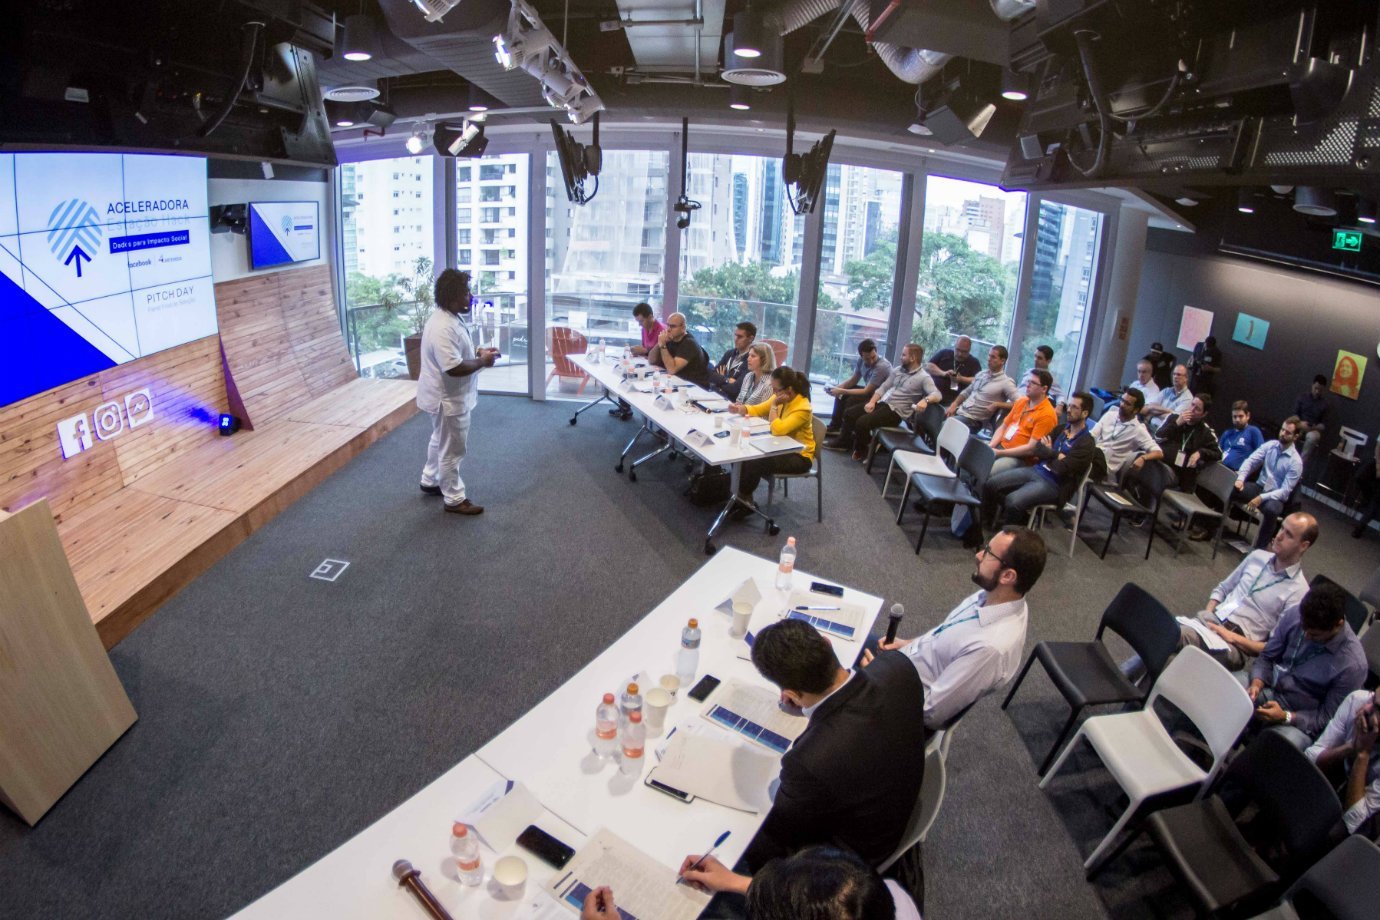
<box><xmin>218</xmin><ymin>414</ymin><xmax>242</xmax><ymax>436</ymax></box>
<box><xmin>731</xmin><ymin>6</ymin><xmax>764</xmax><ymax>58</ymax></box>
<box><xmin>434</xmin><ymin>121</ymin><xmax>490</xmax><ymax>158</ymax></box>
<box><xmin>925</xmin><ymin>79</ymin><xmax>997</xmax><ymax>146</ymax></box>
<box><xmin>999</xmin><ymin>69</ymin><xmax>1029</xmax><ymax>102</ymax></box>
<box><xmin>1357</xmin><ymin>198</ymin><xmax>1376</xmax><ymax>225</ymax></box>
<box><xmin>467</xmin><ymin>85</ymin><xmax>493</xmax><ymax>113</ymax></box>
<box><xmin>1236</xmin><ymin>188</ymin><xmax>1256</xmax><ymax>214</ymax></box>
<box><xmin>728</xmin><ymin>84</ymin><xmax>752</xmax><ymax>111</ymax></box>
<box><xmin>341</xmin><ymin>13</ymin><xmax>379</xmax><ymax>62</ymax></box>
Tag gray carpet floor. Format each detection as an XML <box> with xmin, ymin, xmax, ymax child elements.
<box><xmin>1</xmin><ymin>395</ymin><xmax>1376</xmax><ymax>920</ymax></box>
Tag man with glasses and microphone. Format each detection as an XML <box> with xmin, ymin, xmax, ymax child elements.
<box><xmin>860</xmin><ymin>527</ymin><xmax>1047</xmax><ymax>730</ymax></box>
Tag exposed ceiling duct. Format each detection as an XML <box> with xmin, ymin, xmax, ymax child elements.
<box><xmin>614</xmin><ymin>0</ymin><xmax>728</xmax><ymax>76</ymax></box>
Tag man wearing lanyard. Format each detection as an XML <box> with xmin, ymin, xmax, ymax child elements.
<box><xmin>1171</xmin><ymin>512</ymin><xmax>1315</xmax><ymax>670</ymax></box>
<box><xmin>1151</xmin><ymin>394</ymin><xmax>1222</xmax><ymax>491</ymax></box>
<box><xmin>1092</xmin><ymin>388</ymin><xmax>1163</xmax><ymax>482</ymax></box>
<box><xmin>979</xmin><ymin>393</ymin><xmax>1098</xmax><ymax>534</ymax></box>
<box><xmin>987</xmin><ymin>369</ymin><xmax>1060</xmax><ymax>476</ymax></box>
<box><xmin>1233</xmin><ymin>417</ymin><xmax>1304</xmax><ymax>549</ymax></box>
<box><xmin>1306</xmin><ymin>685</ymin><xmax>1380</xmax><ymax>836</ymax></box>
<box><xmin>860</xmin><ymin>527</ymin><xmax>1048</xmax><ymax>731</ymax></box>
<box><xmin>1248</xmin><ymin>582</ymin><xmax>1367</xmax><ymax>745</ymax></box>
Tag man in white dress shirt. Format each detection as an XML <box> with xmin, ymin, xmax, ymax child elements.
<box><xmin>1306</xmin><ymin>686</ymin><xmax>1380</xmax><ymax>836</ymax></box>
<box><xmin>416</xmin><ymin>269</ymin><xmax>498</xmax><ymax>515</ymax></box>
<box><xmin>1124</xmin><ymin>359</ymin><xmax>1161</xmax><ymax>406</ymax></box>
<box><xmin>1090</xmin><ymin>388</ymin><xmax>1163</xmax><ymax>482</ymax></box>
<box><xmin>861</xmin><ymin>527</ymin><xmax>1048</xmax><ymax>730</ymax></box>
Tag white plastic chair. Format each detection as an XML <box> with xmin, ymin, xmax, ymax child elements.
<box><xmin>883</xmin><ymin>417</ymin><xmax>970</xmax><ymax>499</ymax></box>
<box><xmin>1038</xmin><ymin>645</ymin><xmax>1254</xmax><ymax>872</ymax></box>
<box><xmin>879</xmin><ymin>722</ymin><xmax>959</xmax><ymax>872</ymax></box>
<box><xmin>1027</xmin><ymin>465</ymin><xmax>1093</xmax><ymax>558</ymax></box>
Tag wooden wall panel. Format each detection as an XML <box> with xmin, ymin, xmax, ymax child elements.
<box><xmin>215</xmin><ymin>264</ymin><xmax>356</xmax><ymax>426</ymax></box>
<box><xmin>0</xmin><ymin>337</ymin><xmax>226</xmax><ymax>524</ymax></box>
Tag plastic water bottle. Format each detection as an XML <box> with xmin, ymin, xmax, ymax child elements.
<box><xmin>776</xmin><ymin>536</ymin><xmax>797</xmax><ymax>591</ymax></box>
<box><xmin>594</xmin><ymin>693</ymin><xmax>619</xmax><ymax>759</ymax></box>
<box><xmin>620</xmin><ymin>711</ymin><xmax>646</xmax><ymax>775</ymax></box>
<box><xmin>451</xmin><ymin>822</ymin><xmax>483</xmax><ymax>886</ymax></box>
<box><xmin>677</xmin><ymin>618</ymin><xmax>701</xmax><ymax>685</ymax></box>
<box><xmin>619</xmin><ymin>682</ymin><xmax>643</xmax><ymax>727</ymax></box>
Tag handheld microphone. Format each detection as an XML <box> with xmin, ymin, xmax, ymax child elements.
<box><xmin>884</xmin><ymin>603</ymin><xmax>904</xmax><ymax>644</ymax></box>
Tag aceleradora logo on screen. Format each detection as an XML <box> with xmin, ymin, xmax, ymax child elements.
<box><xmin>57</xmin><ymin>388</ymin><xmax>155</xmax><ymax>459</ymax></box>
<box><xmin>46</xmin><ymin>198</ymin><xmax>104</xmax><ymax>262</ymax></box>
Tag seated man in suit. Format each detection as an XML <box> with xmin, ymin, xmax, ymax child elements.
<box><xmin>742</xmin><ymin>619</ymin><xmax>927</xmax><ymax>873</ymax></box>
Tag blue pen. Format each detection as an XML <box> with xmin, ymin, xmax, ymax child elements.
<box><xmin>678</xmin><ymin>830</ymin><xmax>732</xmax><ymax>885</ymax></box>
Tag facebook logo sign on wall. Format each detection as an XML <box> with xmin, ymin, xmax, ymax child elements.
<box><xmin>0</xmin><ymin>152</ymin><xmax>217</xmax><ymax>410</ymax></box>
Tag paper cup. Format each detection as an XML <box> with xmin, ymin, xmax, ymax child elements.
<box><xmin>643</xmin><ymin>688</ymin><xmax>672</xmax><ymax>735</ymax></box>
<box><xmin>730</xmin><ymin>605</ymin><xmax>752</xmax><ymax>638</ymax></box>
<box><xmin>493</xmin><ymin>855</ymin><xmax>527</xmax><ymax>898</ymax></box>
<box><xmin>659</xmin><ymin>674</ymin><xmax>680</xmax><ymax>702</ymax></box>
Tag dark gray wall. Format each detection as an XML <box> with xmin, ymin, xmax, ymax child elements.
<box><xmin>1125</xmin><ymin>241</ymin><xmax>1380</xmax><ymax>444</ymax></box>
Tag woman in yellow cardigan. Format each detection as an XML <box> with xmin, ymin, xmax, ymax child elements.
<box><xmin>728</xmin><ymin>366</ymin><xmax>816</xmax><ymax>514</ymax></box>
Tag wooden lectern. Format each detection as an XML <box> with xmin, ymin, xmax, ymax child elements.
<box><xmin>0</xmin><ymin>500</ymin><xmax>137</xmax><ymax>825</ymax></box>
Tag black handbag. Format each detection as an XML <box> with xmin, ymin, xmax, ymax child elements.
<box><xmin>686</xmin><ymin>466</ymin><xmax>731</xmax><ymax>505</ymax></box>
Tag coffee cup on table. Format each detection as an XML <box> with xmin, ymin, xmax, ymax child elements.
<box><xmin>643</xmin><ymin>688</ymin><xmax>672</xmax><ymax>735</ymax></box>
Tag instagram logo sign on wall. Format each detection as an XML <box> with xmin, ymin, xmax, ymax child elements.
<box><xmin>57</xmin><ymin>388</ymin><xmax>155</xmax><ymax>459</ymax></box>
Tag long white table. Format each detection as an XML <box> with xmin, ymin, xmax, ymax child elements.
<box><xmin>230</xmin><ymin>549</ymin><xmax>882</xmax><ymax>920</ymax></box>
<box><xmin>568</xmin><ymin>352</ymin><xmax>806</xmax><ymax>555</ymax></box>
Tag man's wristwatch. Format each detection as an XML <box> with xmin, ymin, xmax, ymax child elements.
<box><xmin>1284</xmin><ymin>711</ymin><xmax>1294</xmax><ymax>725</ymax></box>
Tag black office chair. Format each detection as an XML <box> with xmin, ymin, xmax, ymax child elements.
<box><xmin>1139</xmin><ymin>731</ymin><xmax>1344</xmax><ymax>918</ymax></box>
<box><xmin>903</xmin><ymin>439</ymin><xmax>995</xmax><ymax>554</ymax></box>
<box><xmin>1271</xmin><ymin>835</ymin><xmax>1380</xmax><ymax>920</ymax></box>
<box><xmin>1079</xmin><ymin>460</ymin><xmax>1177</xmax><ymax>560</ymax></box>
<box><xmin>1002</xmin><ymin>582</ymin><xmax>1180</xmax><ymax>775</ymax></box>
<box><xmin>1309</xmin><ymin>573</ymin><xmax>1372</xmax><ymax>636</ymax></box>
<box><xmin>867</xmin><ymin>403</ymin><xmax>944</xmax><ymax>474</ymax></box>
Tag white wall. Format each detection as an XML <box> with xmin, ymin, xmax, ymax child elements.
<box><xmin>208</xmin><ymin>178</ymin><xmax>332</xmax><ymax>283</ymax></box>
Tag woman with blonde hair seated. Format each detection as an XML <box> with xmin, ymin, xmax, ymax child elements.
<box><xmin>737</xmin><ymin>342</ymin><xmax>777</xmax><ymax>406</ymax></box>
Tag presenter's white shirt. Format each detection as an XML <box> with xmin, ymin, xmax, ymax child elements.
<box><xmin>417</xmin><ymin>309</ymin><xmax>478</xmax><ymax>417</ymax></box>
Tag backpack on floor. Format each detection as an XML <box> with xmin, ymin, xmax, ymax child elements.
<box><xmin>686</xmin><ymin>466</ymin><xmax>731</xmax><ymax>506</ymax></box>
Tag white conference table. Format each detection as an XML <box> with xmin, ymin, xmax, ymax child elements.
<box><xmin>567</xmin><ymin>352</ymin><xmax>805</xmax><ymax>555</ymax></box>
<box><xmin>230</xmin><ymin>549</ymin><xmax>882</xmax><ymax>920</ymax></box>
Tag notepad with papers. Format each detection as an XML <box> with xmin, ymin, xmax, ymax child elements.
<box><xmin>784</xmin><ymin>591</ymin><xmax>865</xmax><ymax>639</ymax></box>
<box><xmin>700</xmin><ymin>680</ymin><xmax>807</xmax><ymax>755</ymax></box>
<box><xmin>646</xmin><ymin>731</ymin><xmax>776</xmax><ymax>813</ymax></box>
<box><xmin>692</xmin><ymin>397</ymin><xmax>731</xmax><ymax>413</ymax></box>
<box><xmin>547</xmin><ymin>828</ymin><xmax>709</xmax><ymax>920</ymax></box>
<box><xmin>1176</xmin><ymin>616</ymin><xmax>1231</xmax><ymax>651</ymax></box>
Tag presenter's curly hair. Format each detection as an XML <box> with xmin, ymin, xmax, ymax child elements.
<box><xmin>751</xmin><ymin>619</ymin><xmax>837</xmax><ymax>694</ymax></box>
<box><xmin>746</xmin><ymin>846</ymin><xmax>895</xmax><ymax>920</ymax></box>
<box><xmin>434</xmin><ymin>269</ymin><xmax>471</xmax><ymax>310</ymax></box>
<box><xmin>770</xmin><ymin>366</ymin><xmax>811</xmax><ymax>400</ymax></box>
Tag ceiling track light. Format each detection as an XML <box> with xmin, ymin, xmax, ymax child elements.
<box><xmin>1293</xmin><ymin>186</ymin><xmax>1337</xmax><ymax>217</ymax></box>
<box><xmin>1000</xmin><ymin>69</ymin><xmax>1030</xmax><ymax>102</ymax></box>
<box><xmin>731</xmin><ymin>7</ymin><xmax>764</xmax><ymax>59</ymax></box>
<box><xmin>1236</xmin><ymin>188</ymin><xmax>1256</xmax><ymax>214</ymax></box>
<box><xmin>728</xmin><ymin>84</ymin><xmax>752</xmax><ymax>111</ymax></box>
<box><xmin>467</xmin><ymin>84</ymin><xmax>491</xmax><ymax>113</ymax></box>
<box><xmin>341</xmin><ymin>13</ymin><xmax>379</xmax><ymax>62</ymax></box>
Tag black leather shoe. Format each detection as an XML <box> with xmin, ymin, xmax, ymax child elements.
<box><xmin>419</xmin><ymin>484</ymin><xmax>441</xmax><ymax>496</ymax></box>
<box><xmin>444</xmin><ymin>499</ymin><xmax>484</xmax><ymax>515</ymax></box>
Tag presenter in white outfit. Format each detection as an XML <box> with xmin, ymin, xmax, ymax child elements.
<box><xmin>416</xmin><ymin>268</ymin><xmax>498</xmax><ymax>515</ymax></box>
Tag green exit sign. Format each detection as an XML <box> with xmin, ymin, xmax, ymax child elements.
<box><xmin>1333</xmin><ymin>229</ymin><xmax>1363</xmax><ymax>252</ymax></box>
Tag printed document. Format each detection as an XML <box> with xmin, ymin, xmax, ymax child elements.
<box><xmin>547</xmin><ymin>828</ymin><xmax>709</xmax><ymax>920</ymax></box>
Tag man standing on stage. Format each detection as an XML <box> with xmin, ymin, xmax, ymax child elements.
<box><xmin>417</xmin><ymin>269</ymin><xmax>499</xmax><ymax>515</ymax></box>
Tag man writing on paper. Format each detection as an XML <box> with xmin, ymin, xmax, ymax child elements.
<box><xmin>861</xmin><ymin>527</ymin><xmax>1047</xmax><ymax>730</ymax></box>
<box><xmin>742</xmin><ymin>619</ymin><xmax>926</xmax><ymax>873</ymax></box>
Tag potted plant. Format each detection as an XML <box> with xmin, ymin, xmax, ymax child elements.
<box><xmin>381</xmin><ymin>257</ymin><xmax>435</xmax><ymax>380</ymax></box>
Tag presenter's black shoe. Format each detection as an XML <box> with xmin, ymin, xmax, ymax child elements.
<box><xmin>727</xmin><ymin>500</ymin><xmax>755</xmax><ymax>521</ymax></box>
<box><xmin>444</xmin><ymin>499</ymin><xmax>484</xmax><ymax>515</ymax></box>
<box><xmin>419</xmin><ymin>484</ymin><xmax>442</xmax><ymax>496</ymax></box>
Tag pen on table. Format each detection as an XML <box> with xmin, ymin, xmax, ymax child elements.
<box><xmin>793</xmin><ymin>605</ymin><xmax>841</xmax><ymax>611</ymax></box>
<box><xmin>677</xmin><ymin>830</ymin><xmax>731</xmax><ymax>885</ymax></box>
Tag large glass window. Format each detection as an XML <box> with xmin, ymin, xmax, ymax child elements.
<box><xmin>459</xmin><ymin>153</ymin><xmax>530</xmax><ymax>394</ymax></box>
<box><xmin>544</xmin><ymin>149</ymin><xmax>669</xmax><ymax>398</ymax></box>
<box><xmin>676</xmin><ymin>154</ymin><xmax>806</xmax><ymax>368</ymax></box>
<box><xmin>340</xmin><ymin>156</ymin><xmax>435</xmax><ymax>379</ymax></box>
<box><xmin>811</xmin><ymin>164</ymin><xmax>904</xmax><ymax>385</ymax></box>
<box><xmin>915</xmin><ymin>175</ymin><xmax>1026</xmax><ymax>361</ymax></box>
<box><xmin>1012</xmin><ymin>201</ymin><xmax>1103</xmax><ymax>396</ymax></box>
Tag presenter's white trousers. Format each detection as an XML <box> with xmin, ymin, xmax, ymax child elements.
<box><xmin>421</xmin><ymin>410</ymin><xmax>472</xmax><ymax>505</ymax></box>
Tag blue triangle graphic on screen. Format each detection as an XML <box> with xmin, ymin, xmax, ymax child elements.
<box><xmin>249</xmin><ymin>205</ymin><xmax>295</xmax><ymax>268</ymax></box>
<box><xmin>0</xmin><ymin>268</ymin><xmax>117</xmax><ymax>408</ymax></box>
